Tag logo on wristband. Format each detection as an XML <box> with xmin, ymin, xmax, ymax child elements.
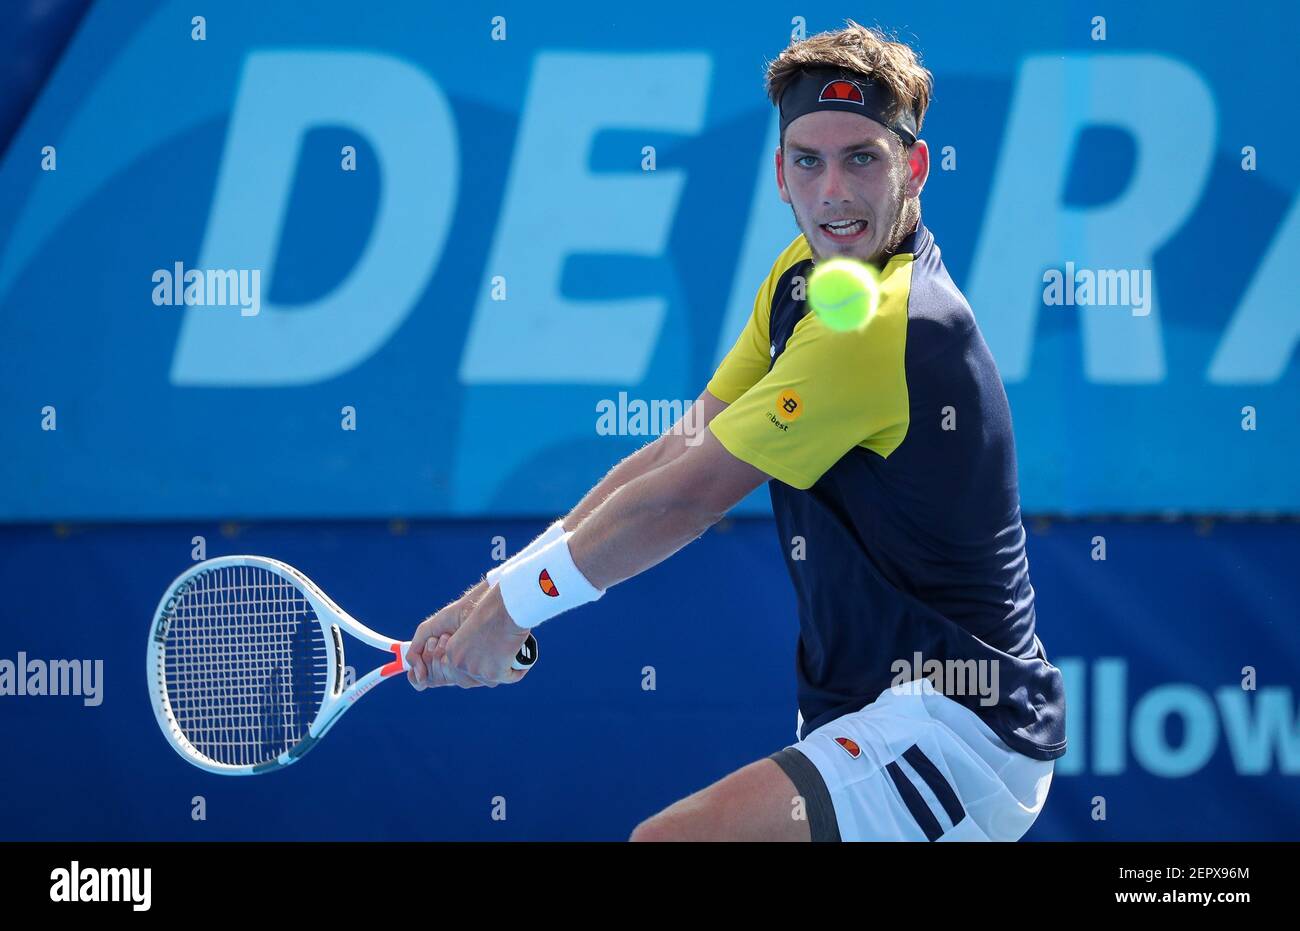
<box><xmin>538</xmin><ymin>569</ymin><xmax>560</xmax><ymax>597</ymax></box>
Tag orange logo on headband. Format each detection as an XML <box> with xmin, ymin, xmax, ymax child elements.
<box><xmin>819</xmin><ymin>80</ymin><xmax>865</xmax><ymax>105</ymax></box>
<box><xmin>538</xmin><ymin>569</ymin><xmax>559</xmax><ymax>597</ymax></box>
<box><xmin>834</xmin><ymin>736</ymin><xmax>862</xmax><ymax>758</ymax></box>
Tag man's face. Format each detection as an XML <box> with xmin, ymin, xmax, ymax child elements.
<box><xmin>776</xmin><ymin>110</ymin><xmax>928</xmax><ymax>265</ymax></box>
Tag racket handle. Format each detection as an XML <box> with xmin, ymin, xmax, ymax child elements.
<box><xmin>513</xmin><ymin>632</ymin><xmax>539</xmax><ymax>670</ymax></box>
<box><xmin>392</xmin><ymin>632</ymin><xmax>539</xmax><ymax>674</ymax></box>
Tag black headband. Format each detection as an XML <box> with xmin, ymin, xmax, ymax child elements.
<box><xmin>778</xmin><ymin>67</ymin><xmax>918</xmax><ymax>146</ymax></box>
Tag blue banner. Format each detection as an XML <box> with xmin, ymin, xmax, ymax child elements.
<box><xmin>0</xmin><ymin>519</ymin><xmax>1295</xmax><ymax>840</ymax></box>
<box><xmin>2</xmin><ymin>1</ymin><xmax>1298</xmax><ymax>519</ymax></box>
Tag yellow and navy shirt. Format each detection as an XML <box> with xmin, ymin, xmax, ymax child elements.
<box><xmin>707</xmin><ymin>222</ymin><xmax>1066</xmax><ymax>761</ymax></box>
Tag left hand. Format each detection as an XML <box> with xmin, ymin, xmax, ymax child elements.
<box><xmin>440</xmin><ymin>585</ymin><xmax>532</xmax><ymax>687</ymax></box>
<box><xmin>406</xmin><ymin>589</ymin><xmax>484</xmax><ymax>690</ymax></box>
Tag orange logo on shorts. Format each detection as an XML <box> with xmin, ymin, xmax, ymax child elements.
<box><xmin>775</xmin><ymin>388</ymin><xmax>803</xmax><ymax>421</ymax></box>
<box><xmin>834</xmin><ymin>736</ymin><xmax>861</xmax><ymax>758</ymax></box>
<box><xmin>538</xmin><ymin>569</ymin><xmax>559</xmax><ymax>597</ymax></box>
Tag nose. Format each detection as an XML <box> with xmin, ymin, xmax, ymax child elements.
<box><xmin>819</xmin><ymin>160</ymin><xmax>853</xmax><ymax>206</ymax></box>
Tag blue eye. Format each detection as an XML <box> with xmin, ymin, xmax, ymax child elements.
<box><xmin>852</xmin><ymin>152</ymin><xmax>875</xmax><ymax>165</ymax></box>
<box><xmin>795</xmin><ymin>155</ymin><xmax>819</xmax><ymax>168</ymax></box>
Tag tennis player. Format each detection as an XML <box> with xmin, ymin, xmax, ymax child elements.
<box><xmin>408</xmin><ymin>21</ymin><xmax>1066</xmax><ymax>841</ymax></box>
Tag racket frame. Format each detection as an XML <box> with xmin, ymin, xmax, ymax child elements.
<box><xmin>150</xmin><ymin>555</ymin><xmax>435</xmax><ymax>775</ymax></box>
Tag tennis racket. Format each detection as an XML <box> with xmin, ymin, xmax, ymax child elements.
<box><xmin>147</xmin><ymin>554</ymin><xmax>537</xmax><ymax>775</ymax></box>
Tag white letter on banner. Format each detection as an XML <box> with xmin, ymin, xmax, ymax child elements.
<box><xmin>458</xmin><ymin>52</ymin><xmax>712</xmax><ymax>385</ymax></box>
<box><xmin>171</xmin><ymin>52</ymin><xmax>455</xmax><ymax>385</ymax></box>
<box><xmin>1208</xmin><ymin>194</ymin><xmax>1300</xmax><ymax>383</ymax></box>
<box><xmin>966</xmin><ymin>55</ymin><xmax>1215</xmax><ymax>383</ymax></box>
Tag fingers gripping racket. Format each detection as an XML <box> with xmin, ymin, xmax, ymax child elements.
<box><xmin>147</xmin><ymin>555</ymin><xmax>537</xmax><ymax>775</ymax></box>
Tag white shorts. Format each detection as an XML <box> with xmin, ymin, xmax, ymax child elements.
<box><xmin>771</xmin><ymin>678</ymin><xmax>1054</xmax><ymax>841</ymax></box>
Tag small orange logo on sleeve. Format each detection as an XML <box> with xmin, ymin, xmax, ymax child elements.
<box><xmin>538</xmin><ymin>569</ymin><xmax>559</xmax><ymax>597</ymax></box>
<box><xmin>834</xmin><ymin>736</ymin><xmax>861</xmax><ymax>758</ymax></box>
<box><xmin>776</xmin><ymin>388</ymin><xmax>804</xmax><ymax>421</ymax></box>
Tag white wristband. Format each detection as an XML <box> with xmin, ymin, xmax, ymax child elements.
<box><xmin>486</xmin><ymin>519</ymin><xmax>566</xmax><ymax>586</ymax></box>
<box><xmin>497</xmin><ymin>532</ymin><xmax>604</xmax><ymax>629</ymax></box>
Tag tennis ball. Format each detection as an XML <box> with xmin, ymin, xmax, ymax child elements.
<box><xmin>807</xmin><ymin>258</ymin><xmax>881</xmax><ymax>332</ymax></box>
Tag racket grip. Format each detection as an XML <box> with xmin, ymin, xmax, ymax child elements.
<box><xmin>512</xmin><ymin>632</ymin><xmax>539</xmax><ymax>670</ymax></box>
<box><xmin>394</xmin><ymin>633</ymin><xmax>538</xmax><ymax>674</ymax></box>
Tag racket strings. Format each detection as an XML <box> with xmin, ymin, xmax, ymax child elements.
<box><xmin>160</xmin><ymin>565</ymin><xmax>328</xmax><ymax>766</ymax></box>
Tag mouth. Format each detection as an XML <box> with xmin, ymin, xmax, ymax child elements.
<box><xmin>819</xmin><ymin>218</ymin><xmax>869</xmax><ymax>242</ymax></box>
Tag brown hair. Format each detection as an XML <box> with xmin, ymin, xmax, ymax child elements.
<box><xmin>765</xmin><ymin>20</ymin><xmax>933</xmax><ymax>148</ymax></box>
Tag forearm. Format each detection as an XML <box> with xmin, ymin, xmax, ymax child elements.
<box><xmin>486</xmin><ymin>392</ymin><xmax>725</xmax><ymax>586</ymax></box>
<box><xmin>561</xmin><ymin>391</ymin><xmax>722</xmax><ymax>532</ymax></box>
<box><xmin>461</xmin><ymin>576</ymin><xmax>491</xmax><ymax>607</ymax></box>
<box><xmin>568</xmin><ymin>458</ymin><xmax>723</xmax><ymax>591</ymax></box>
<box><xmin>480</xmin><ymin>428</ymin><xmax>765</xmax><ymax>637</ymax></box>
<box><xmin>470</xmin><ymin>438</ymin><xmax>677</xmax><ymax>596</ymax></box>
<box><xmin>561</xmin><ymin>434</ymin><xmax>679</xmax><ymax>532</ymax></box>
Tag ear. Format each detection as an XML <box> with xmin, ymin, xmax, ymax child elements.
<box><xmin>905</xmin><ymin>139</ymin><xmax>930</xmax><ymax>198</ymax></box>
<box><xmin>775</xmin><ymin>145</ymin><xmax>791</xmax><ymax>204</ymax></box>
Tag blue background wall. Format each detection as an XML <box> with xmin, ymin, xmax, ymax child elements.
<box><xmin>1</xmin><ymin>0</ymin><xmax>1297</xmax><ymax>840</ymax></box>
<box><xmin>1</xmin><ymin>518</ymin><xmax>1297</xmax><ymax>840</ymax></box>
<box><xmin>0</xmin><ymin>0</ymin><xmax>1297</xmax><ymax>518</ymax></box>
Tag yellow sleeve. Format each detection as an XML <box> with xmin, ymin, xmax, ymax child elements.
<box><xmin>706</xmin><ymin>235</ymin><xmax>811</xmax><ymax>403</ymax></box>
<box><xmin>708</xmin><ymin>258</ymin><xmax>913</xmax><ymax>489</ymax></box>
<box><xmin>706</xmin><ymin>282</ymin><xmax>773</xmax><ymax>404</ymax></box>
